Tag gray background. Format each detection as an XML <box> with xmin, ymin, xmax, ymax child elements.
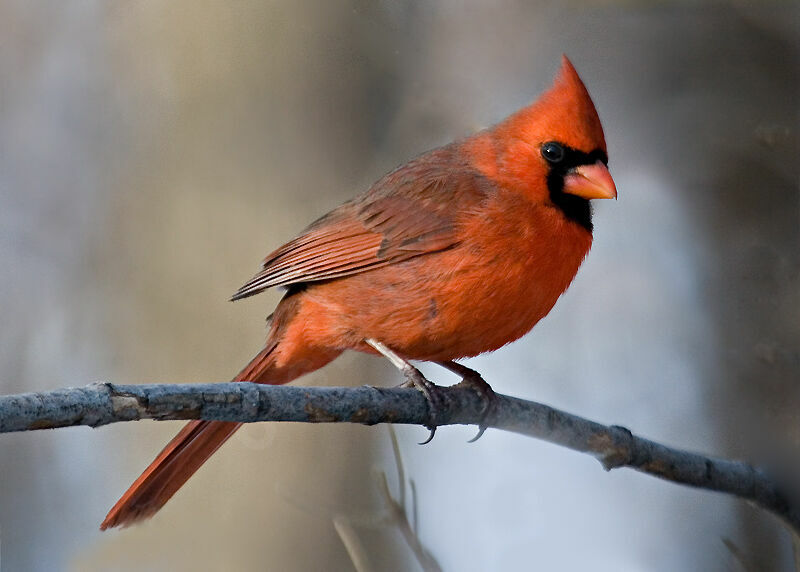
<box><xmin>0</xmin><ymin>2</ymin><xmax>798</xmax><ymax>570</ymax></box>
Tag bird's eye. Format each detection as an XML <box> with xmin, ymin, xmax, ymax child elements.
<box><xmin>541</xmin><ymin>142</ymin><xmax>565</xmax><ymax>163</ymax></box>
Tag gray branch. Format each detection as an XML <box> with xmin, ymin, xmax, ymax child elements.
<box><xmin>1</xmin><ymin>381</ymin><xmax>798</xmax><ymax>533</ymax></box>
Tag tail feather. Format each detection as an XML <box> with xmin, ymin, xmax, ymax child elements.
<box><xmin>100</xmin><ymin>346</ymin><xmax>278</xmax><ymax>530</ymax></box>
<box><xmin>100</xmin><ymin>419</ymin><xmax>241</xmax><ymax>530</ymax></box>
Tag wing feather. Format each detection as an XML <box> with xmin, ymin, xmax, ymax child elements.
<box><xmin>231</xmin><ymin>145</ymin><xmax>492</xmax><ymax>300</ymax></box>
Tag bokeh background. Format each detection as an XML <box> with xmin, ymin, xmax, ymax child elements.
<box><xmin>1</xmin><ymin>2</ymin><xmax>798</xmax><ymax>570</ymax></box>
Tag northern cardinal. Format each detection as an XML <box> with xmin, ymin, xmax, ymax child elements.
<box><xmin>100</xmin><ymin>56</ymin><xmax>616</xmax><ymax>530</ymax></box>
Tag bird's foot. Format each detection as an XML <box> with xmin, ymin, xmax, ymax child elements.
<box><xmin>399</xmin><ymin>364</ymin><xmax>446</xmax><ymax>445</ymax></box>
<box><xmin>458</xmin><ymin>372</ymin><xmax>499</xmax><ymax>442</ymax></box>
<box><xmin>364</xmin><ymin>339</ymin><xmax>446</xmax><ymax>444</ymax></box>
<box><xmin>438</xmin><ymin>361</ymin><xmax>498</xmax><ymax>442</ymax></box>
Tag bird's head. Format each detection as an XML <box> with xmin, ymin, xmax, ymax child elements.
<box><xmin>472</xmin><ymin>55</ymin><xmax>616</xmax><ymax>231</ymax></box>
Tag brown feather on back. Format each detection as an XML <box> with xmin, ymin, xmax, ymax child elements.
<box><xmin>231</xmin><ymin>145</ymin><xmax>492</xmax><ymax>300</ymax></box>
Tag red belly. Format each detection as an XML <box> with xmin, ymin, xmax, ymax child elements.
<box><xmin>299</xmin><ymin>201</ymin><xmax>592</xmax><ymax>361</ymax></box>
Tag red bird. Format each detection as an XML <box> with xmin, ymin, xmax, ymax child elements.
<box><xmin>101</xmin><ymin>56</ymin><xmax>616</xmax><ymax>530</ymax></box>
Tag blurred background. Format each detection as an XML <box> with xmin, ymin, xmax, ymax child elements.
<box><xmin>0</xmin><ymin>1</ymin><xmax>798</xmax><ymax>570</ymax></box>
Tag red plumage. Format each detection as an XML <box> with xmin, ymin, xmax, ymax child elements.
<box><xmin>101</xmin><ymin>55</ymin><xmax>616</xmax><ymax>530</ymax></box>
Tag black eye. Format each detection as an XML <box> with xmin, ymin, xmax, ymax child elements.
<box><xmin>541</xmin><ymin>142</ymin><xmax>565</xmax><ymax>163</ymax></box>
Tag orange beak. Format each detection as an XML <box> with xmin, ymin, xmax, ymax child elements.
<box><xmin>562</xmin><ymin>161</ymin><xmax>617</xmax><ymax>200</ymax></box>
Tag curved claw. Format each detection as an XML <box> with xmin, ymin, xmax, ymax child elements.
<box><xmin>419</xmin><ymin>426</ymin><xmax>437</xmax><ymax>445</ymax></box>
<box><xmin>435</xmin><ymin>361</ymin><xmax>498</xmax><ymax>444</ymax></box>
<box><xmin>467</xmin><ymin>425</ymin><xmax>488</xmax><ymax>443</ymax></box>
<box><xmin>366</xmin><ymin>340</ymin><xmax>447</xmax><ymax>444</ymax></box>
<box><xmin>396</xmin><ymin>364</ymin><xmax>445</xmax><ymax>444</ymax></box>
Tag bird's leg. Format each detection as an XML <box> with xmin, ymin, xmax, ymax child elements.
<box><xmin>365</xmin><ymin>339</ymin><xmax>445</xmax><ymax>444</ymax></box>
<box><xmin>436</xmin><ymin>360</ymin><xmax>498</xmax><ymax>442</ymax></box>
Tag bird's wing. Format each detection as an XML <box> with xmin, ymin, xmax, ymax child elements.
<box><xmin>231</xmin><ymin>150</ymin><xmax>491</xmax><ymax>300</ymax></box>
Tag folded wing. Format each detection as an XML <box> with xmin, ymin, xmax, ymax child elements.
<box><xmin>231</xmin><ymin>148</ymin><xmax>491</xmax><ymax>300</ymax></box>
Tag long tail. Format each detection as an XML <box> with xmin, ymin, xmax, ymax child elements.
<box><xmin>99</xmin><ymin>348</ymin><xmax>274</xmax><ymax>530</ymax></box>
<box><xmin>100</xmin><ymin>335</ymin><xmax>338</xmax><ymax>530</ymax></box>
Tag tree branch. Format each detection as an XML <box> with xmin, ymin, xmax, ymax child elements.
<box><xmin>1</xmin><ymin>381</ymin><xmax>798</xmax><ymax>533</ymax></box>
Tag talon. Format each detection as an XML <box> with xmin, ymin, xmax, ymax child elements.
<box><xmin>462</xmin><ymin>379</ymin><xmax>498</xmax><ymax>443</ymax></box>
<box><xmin>365</xmin><ymin>340</ymin><xmax>448</xmax><ymax>443</ymax></box>
<box><xmin>467</xmin><ymin>425</ymin><xmax>488</xmax><ymax>443</ymax></box>
<box><xmin>436</xmin><ymin>360</ymin><xmax>498</xmax><ymax>443</ymax></box>
<box><xmin>419</xmin><ymin>426</ymin><xmax>437</xmax><ymax>445</ymax></box>
<box><xmin>400</xmin><ymin>366</ymin><xmax>445</xmax><ymax>444</ymax></box>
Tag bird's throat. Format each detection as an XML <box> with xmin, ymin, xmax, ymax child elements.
<box><xmin>549</xmin><ymin>189</ymin><xmax>593</xmax><ymax>232</ymax></box>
